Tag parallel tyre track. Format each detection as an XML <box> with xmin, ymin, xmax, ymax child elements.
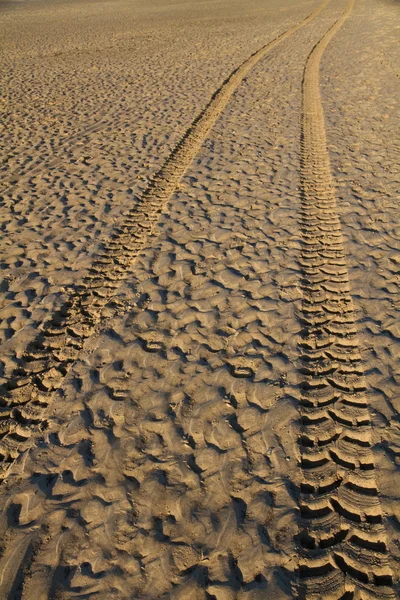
<box><xmin>297</xmin><ymin>0</ymin><xmax>394</xmax><ymax>597</ymax></box>
<box><xmin>0</xmin><ymin>0</ymin><xmax>330</xmax><ymax>480</ymax></box>
<box><xmin>0</xmin><ymin>0</ymin><xmax>327</xmax><ymax>208</ymax></box>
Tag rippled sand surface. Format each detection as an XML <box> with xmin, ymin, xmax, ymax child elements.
<box><xmin>0</xmin><ymin>0</ymin><xmax>399</xmax><ymax>597</ymax></box>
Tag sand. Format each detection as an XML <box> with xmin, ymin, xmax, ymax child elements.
<box><xmin>0</xmin><ymin>0</ymin><xmax>399</xmax><ymax>597</ymax></box>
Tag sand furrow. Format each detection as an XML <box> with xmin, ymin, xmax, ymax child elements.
<box><xmin>297</xmin><ymin>0</ymin><xmax>395</xmax><ymax>597</ymax></box>
<box><xmin>0</xmin><ymin>0</ymin><xmax>330</xmax><ymax>480</ymax></box>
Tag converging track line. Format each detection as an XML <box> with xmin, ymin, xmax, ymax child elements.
<box><xmin>296</xmin><ymin>0</ymin><xmax>394</xmax><ymax>597</ymax></box>
<box><xmin>0</xmin><ymin>0</ymin><xmax>330</xmax><ymax>479</ymax></box>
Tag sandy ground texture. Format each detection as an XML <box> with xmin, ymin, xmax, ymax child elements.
<box><xmin>0</xmin><ymin>0</ymin><xmax>399</xmax><ymax>598</ymax></box>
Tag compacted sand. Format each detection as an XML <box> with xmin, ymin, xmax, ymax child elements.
<box><xmin>0</xmin><ymin>0</ymin><xmax>399</xmax><ymax>598</ymax></box>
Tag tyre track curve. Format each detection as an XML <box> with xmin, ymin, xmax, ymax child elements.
<box><xmin>297</xmin><ymin>0</ymin><xmax>395</xmax><ymax>598</ymax></box>
<box><xmin>0</xmin><ymin>0</ymin><xmax>330</xmax><ymax>480</ymax></box>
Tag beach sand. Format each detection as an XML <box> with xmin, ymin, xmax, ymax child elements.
<box><xmin>0</xmin><ymin>0</ymin><xmax>399</xmax><ymax>597</ymax></box>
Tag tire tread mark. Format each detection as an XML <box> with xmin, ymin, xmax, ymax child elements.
<box><xmin>297</xmin><ymin>0</ymin><xmax>394</xmax><ymax>598</ymax></box>
<box><xmin>0</xmin><ymin>1</ymin><xmax>329</xmax><ymax>204</ymax></box>
<box><xmin>0</xmin><ymin>0</ymin><xmax>331</xmax><ymax>480</ymax></box>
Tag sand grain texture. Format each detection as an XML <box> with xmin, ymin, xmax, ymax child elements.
<box><xmin>0</xmin><ymin>0</ymin><xmax>399</xmax><ymax>598</ymax></box>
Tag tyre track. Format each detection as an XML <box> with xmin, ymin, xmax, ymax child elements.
<box><xmin>297</xmin><ymin>0</ymin><xmax>394</xmax><ymax>597</ymax></box>
<box><xmin>0</xmin><ymin>1</ymin><xmax>328</xmax><ymax>207</ymax></box>
<box><xmin>0</xmin><ymin>0</ymin><xmax>330</xmax><ymax>480</ymax></box>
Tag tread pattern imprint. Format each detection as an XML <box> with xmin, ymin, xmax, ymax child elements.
<box><xmin>296</xmin><ymin>0</ymin><xmax>395</xmax><ymax>598</ymax></box>
<box><xmin>0</xmin><ymin>0</ymin><xmax>398</xmax><ymax>598</ymax></box>
<box><xmin>0</xmin><ymin>0</ymin><xmax>329</xmax><ymax>479</ymax></box>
